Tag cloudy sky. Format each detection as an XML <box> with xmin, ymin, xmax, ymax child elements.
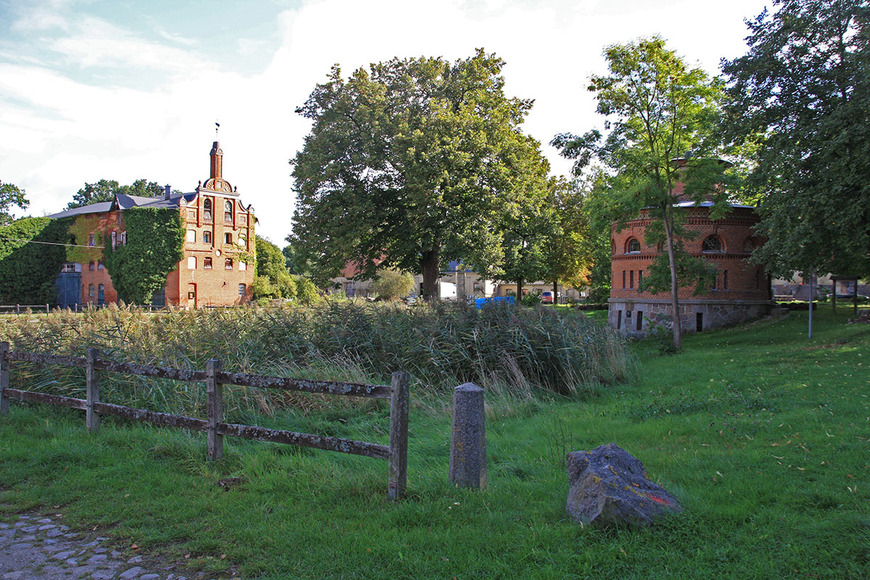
<box><xmin>0</xmin><ymin>0</ymin><xmax>769</xmax><ymax>244</ymax></box>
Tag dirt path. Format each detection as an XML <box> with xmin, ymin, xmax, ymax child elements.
<box><xmin>0</xmin><ymin>512</ymin><xmax>196</xmax><ymax>580</ymax></box>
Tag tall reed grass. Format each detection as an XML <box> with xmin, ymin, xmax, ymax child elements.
<box><xmin>0</xmin><ymin>302</ymin><xmax>633</xmax><ymax>416</ymax></box>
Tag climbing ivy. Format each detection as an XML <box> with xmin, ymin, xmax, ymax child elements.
<box><xmin>103</xmin><ymin>208</ymin><xmax>184</xmax><ymax>304</ymax></box>
<box><xmin>0</xmin><ymin>217</ymin><xmax>73</xmax><ymax>303</ymax></box>
<box><xmin>65</xmin><ymin>214</ymin><xmax>105</xmax><ymax>264</ymax></box>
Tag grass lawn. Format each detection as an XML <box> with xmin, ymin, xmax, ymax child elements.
<box><xmin>0</xmin><ymin>306</ymin><xmax>868</xmax><ymax>578</ymax></box>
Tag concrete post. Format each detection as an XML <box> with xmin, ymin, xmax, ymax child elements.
<box><xmin>449</xmin><ymin>382</ymin><xmax>486</xmax><ymax>489</ymax></box>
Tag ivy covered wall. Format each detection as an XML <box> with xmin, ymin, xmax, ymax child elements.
<box><xmin>103</xmin><ymin>207</ymin><xmax>184</xmax><ymax>304</ymax></box>
<box><xmin>0</xmin><ymin>217</ymin><xmax>73</xmax><ymax>303</ymax></box>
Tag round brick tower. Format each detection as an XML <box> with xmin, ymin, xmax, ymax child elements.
<box><xmin>608</xmin><ymin>202</ymin><xmax>774</xmax><ymax>335</ymax></box>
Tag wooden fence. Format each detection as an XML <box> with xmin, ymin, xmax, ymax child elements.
<box><xmin>0</xmin><ymin>341</ymin><xmax>409</xmax><ymax>499</ymax></box>
<box><xmin>0</xmin><ymin>304</ymin><xmax>52</xmax><ymax>314</ymax></box>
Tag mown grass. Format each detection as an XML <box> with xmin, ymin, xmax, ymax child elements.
<box><xmin>0</xmin><ymin>306</ymin><xmax>868</xmax><ymax>578</ymax></box>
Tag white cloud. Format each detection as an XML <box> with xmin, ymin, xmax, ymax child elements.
<box><xmin>50</xmin><ymin>17</ymin><xmax>210</xmax><ymax>73</ymax></box>
<box><xmin>0</xmin><ymin>0</ymin><xmax>771</xmax><ymax>244</ymax></box>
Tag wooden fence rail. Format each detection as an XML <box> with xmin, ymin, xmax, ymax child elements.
<box><xmin>0</xmin><ymin>341</ymin><xmax>409</xmax><ymax>499</ymax></box>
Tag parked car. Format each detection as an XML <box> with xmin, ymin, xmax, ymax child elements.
<box><xmin>541</xmin><ymin>291</ymin><xmax>561</xmax><ymax>304</ymax></box>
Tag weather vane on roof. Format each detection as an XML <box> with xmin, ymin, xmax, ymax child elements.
<box><xmin>215</xmin><ymin>121</ymin><xmax>220</xmax><ymax>138</ymax></box>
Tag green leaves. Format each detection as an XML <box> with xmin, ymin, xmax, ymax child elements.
<box><xmin>291</xmin><ymin>50</ymin><xmax>549</xmax><ymax>297</ymax></box>
<box><xmin>0</xmin><ymin>217</ymin><xmax>71</xmax><ymax>303</ymax></box>
<box><xmin>0</xmin><ymin>181</ymin><xmax>29</xmax><ymax>227</ymax></box>
<box><xmin>721</xmin><ymin>0</ymin><xmax>870</xmax><ymax>277</ymax></box>
<box><xmin>103</xmin><ymin>208</ymin><xmax>184</xmax><ymax>304</ymax></box>
<box><xmin>554</xmin><ymin>36</ymin><xmax>729</xmax><ymax>350</ymax></box>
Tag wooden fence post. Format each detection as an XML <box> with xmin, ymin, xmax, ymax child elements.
<box><xmin>207</xmin><ymin>359</ymin><xmax>223</xmax><ymax>461</ymax></box>
<box><xmin>388</xmin><ymin>371</ymin><xmax>410</xmax><ymax>500</ymax></box>
<box><xmin>0</xmin><ymin>342</ymin><xmax>9</xmax><ymax>415</ymax></box>
<box><xmin>86</xmin><ymin>348</ymin><xmax>100</xmax><ymax>431</ymax></box>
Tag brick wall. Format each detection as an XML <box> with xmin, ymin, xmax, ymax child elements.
<box><xmin>609</xmin><ymin>205</ymin><xmax>774</xmax><ymax>334</ymax></box>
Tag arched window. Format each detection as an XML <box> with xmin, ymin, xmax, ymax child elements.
<box><xmin>702</xmin><ymin>236</ymin><xmax>723</xmax><ymax>253</ymax></box>
<box><xmin>203</xmin><ymin>198</ymin><xmax>213</xmax><ymax>222</ymax></box>
<box><xmin>224</xmin><ymin>200</ymin><xmax>233</xmax><ymax>223</ymax></box>
<box><xmin>626</xmin><ymin>238</ymin><xmax>641</xmax><ymax>253</ymax></box>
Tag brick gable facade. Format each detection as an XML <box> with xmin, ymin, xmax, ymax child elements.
<box><xmin>54</xmin><ymin>141</ymin><xmax>255</xmax><ymax>308</ymax></box>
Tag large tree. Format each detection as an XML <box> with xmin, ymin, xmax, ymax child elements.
<box><xmin>721</xmin><ymin>0</ymin><xmax>870</xmax><ymax>278</ymax></box>
<box><xmin>291</xmin><ymin>50</ymin><xmax>550</xmax><ymax>300</ymax></box>
<box><xmin>67</xmin><ymin>179</ymin><xmax>165</xmax><ymax>210</ymax></box>
<box><xmin>0</xmin><ymin>181</ymin><xmax>29</xmax><ymax>226</ymax></box>
<box><xmin>553</xmin><ymin>37</ymin><xmax>728</xmax><ymax>350</ymax></box>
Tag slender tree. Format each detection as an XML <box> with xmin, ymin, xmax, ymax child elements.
<box><xmin>721</xmin><ymin>0</ymin><xmax>870</xmax><ymax>278</ymax></box>
<box><xmin>553</xmin><ymin>37</ymin><xmax>728</xmax><ymax>350</ymax></box>
<box><xmin>291</xmin><ymin>50</ymin><xmax>550</xmax><ymax>300</ymax></box>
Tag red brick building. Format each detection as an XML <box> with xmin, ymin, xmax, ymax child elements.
<box><xmin>609</xmin><ymin>200</ymin><xmax>773</xmax><ymax>335</ymax></box>
<box><xmin>52</xmin><ymin>142</ymin><xmax>255</xmax><ymax>308</ymax></box>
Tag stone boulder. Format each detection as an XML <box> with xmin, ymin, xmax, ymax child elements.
<box><xmin>566</xmin><ymin>443</ymin><xmax>682</xmax><ymax>528</ymax></box>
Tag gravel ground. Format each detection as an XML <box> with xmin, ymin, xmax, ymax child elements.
<box><xmin>0</xmin><ymin>512</ymin><xmax>207</xmax><ymax>580</ymax></box>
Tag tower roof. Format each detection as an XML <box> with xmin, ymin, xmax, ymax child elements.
<box><xmin>200</xmin><ymin>140</ymin><xmax>237</xmax><ymax>195</ymax></box>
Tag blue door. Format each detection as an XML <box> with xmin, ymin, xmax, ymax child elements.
<box><xmin>54</xmin><ymin>270</ymin><xmax>81</xmax><ymax>309</ymax></box>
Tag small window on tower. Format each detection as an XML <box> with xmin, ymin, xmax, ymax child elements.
<box><xmin>224</xmin><ymin>200</ymin><xmax>233</xmax><ymax>223</ymax></box>
<box><xmin>203</xmin><ymin>231</ymin><xmax>212</xmax><ymax>245</ymax></box>
<box><xmin>204</xmin><ymin>257</ymin><xmax>212</xmax><ymax>269</ymax></box>
<box><xmin>225</xmin><ymin>258</ymin><xmax>233</xmax><ymax>270</ymax></box>
<box><xmin>626</xmin><ymin>238</ymin><xmax>641</xmax><ymax>253</ymax></box>
<box><xmin>203</xmin><ymin>198</ymin><xmax>213</xmax><ymax>222</ymax></box>
<box><xmin>187</xmin><ymin>230</ymin><xmax>196</xmax><ymax>243</ymax></box>
<box><xmin>225</xmin><ymin>233</ymin><xmax>232</xmax><ymax>245</ymax></box>
<box><xmin>188</xmin><ymin>256</ymin><xmax>196</xmax><ymax>270</ymax></box>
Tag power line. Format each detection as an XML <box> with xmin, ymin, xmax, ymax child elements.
<box><xmin>1</xmin><ymin>238</ymin><xmax>105</xmax><ymax>249</ymax></box>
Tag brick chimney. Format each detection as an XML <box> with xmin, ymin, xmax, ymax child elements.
<box><xmin>164</xmin><ymin>184</ymin><xmax>171</xmax><ymax>200</ymax></box>
<box><xmin>210</xmin><ymin>141</ymin><xmax>223</xmax><ymax>179</ymax></box>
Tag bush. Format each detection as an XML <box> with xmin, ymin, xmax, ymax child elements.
<box><xmin>369</xmin><ymin>268</ymin><xmax>415</xmax><ymax>301</ymax></box>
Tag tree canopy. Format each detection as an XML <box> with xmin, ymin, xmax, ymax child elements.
<box><xmin>290</xmin><ymin>50</ymin><xmax>551</xmax><ymax>300</ymax></box>
<box><xmin>553</xmin><ymin>37</ymin><xmax>727</xmax><ymax>350</ymax></box>
<box><xmin>67</xmin><ymin>179</ymin><xmax>165</xmax><ymax>210</ymax></box>
<box><xmin>0</xmin><ymin>181</ymin><xmax>29</xmax><ymax>226</ymax></box>
<box><xmin>720</xmin><ymin>0</ymin><xmax>870</xmax><ymax>278</ymax></box>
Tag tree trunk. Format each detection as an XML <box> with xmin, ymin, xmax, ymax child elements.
<box><xmin>516</xmin><ymin>278</ymin><xmax>524</xmax><ymax>302</ymax></box>
<box><xmin>553</xmin><ymin>280</ymin><xmax>559</xmax><ymax>305</ymax></box>
<box><xmin>420</xmin><ymin>249</ymin><xmax>441</xmax><ymax>302</ymax></box>
<box><xmin>663</xmin><ymin>210</ymin><xmax>683</xmax><ymax>351</ymax></box>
